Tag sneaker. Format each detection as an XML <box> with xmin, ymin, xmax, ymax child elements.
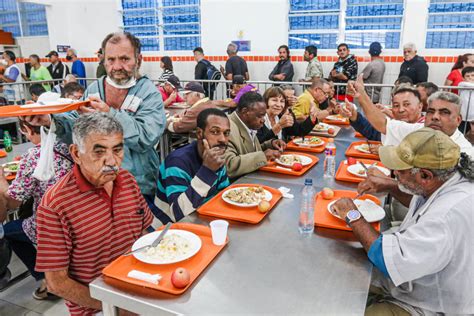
<box><xmin>32</xmin><ymin>285</ymin><xmax>60</xmax><ymax>300</ymax></box>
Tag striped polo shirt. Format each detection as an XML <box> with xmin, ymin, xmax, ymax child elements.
<box><xmin>155</xmin><ymin>141</ymin><xmax>229</xmax><ymax>223</ymax></box>
<box><xmin>35</xmin><ymin>165</ymin><xmax>153</xmax><ymax>316</ymax></box>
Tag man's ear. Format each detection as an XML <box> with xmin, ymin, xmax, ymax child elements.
<box><xmin>69</xmin><ymin>144</ymin><xmax>81</xmax><ymax>165</ymax></box>
<box><xmin>419</xmin><ymin>169</ymin><xmax>434</xmax><ymax>182</ymax></box>
<box><xmin>196</xmin><ymin>127</ymin><xmax>204</xmax><ymax>140</ymax></box>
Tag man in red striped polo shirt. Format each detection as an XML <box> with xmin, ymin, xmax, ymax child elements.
<box><xmin>35</xmin><ymin>113</ymin><xmax>153</xmax><ymax>315</ymax></box>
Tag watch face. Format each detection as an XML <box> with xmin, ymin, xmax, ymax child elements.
<box><xmin>347</xmin><ymin>210</ymin><xmax>360</xmax><ymax>220</ymax></box>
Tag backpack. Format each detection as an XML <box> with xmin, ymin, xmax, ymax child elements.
<box><xmin>200</xmin><ymin>59</ymin><xmax>221</xmax><ymax>81</ymax></box>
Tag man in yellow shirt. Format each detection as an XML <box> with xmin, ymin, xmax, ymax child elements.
<box><xmin>292</xmin><ymin>78</ymin><xmax>333</xmax><ymax>121</ymax></box>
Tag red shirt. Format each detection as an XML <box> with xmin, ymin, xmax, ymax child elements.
<box><xmin>158</xmin><ymin>86</ymin><xmax>184</xmax><ymax>105</ymax></box>
<box><xmin>446</xmin><ymin>69</ymin><xmax>463</xmax><ymax>94</ymax></box>
<box><xmin>35</xmin><ymin>165</ymin><xmax>153</xmax><ymax>316</ymax></box>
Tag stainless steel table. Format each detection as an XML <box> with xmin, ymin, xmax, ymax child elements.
<box><xmin>0</xmin><ymin>142</ymin><xmax>33</xmax><ymax>165</ymax></box>
<box><xmin>245</xmin><ymin>126</ymin><xmax>359</xmax><ymax>189</ymax></box>
<box><xmin>90</xmin><ymin>176</ymin><xmax>373</xmax><ymax>315</ymax></box>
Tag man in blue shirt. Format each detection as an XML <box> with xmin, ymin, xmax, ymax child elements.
<box><xmin>23</xmin><ymin>32</ymin><xmax>165</xmax><ymax>216</ymax></box>
<box><xmin>66</xmin><ymin>48</ymin><xmax>86</xmax><ymax>87</ymax></box>
<box><xmin>154</xmin><ymin>108</ymin><xmax>230</xmax><ymax>223</ymax></box>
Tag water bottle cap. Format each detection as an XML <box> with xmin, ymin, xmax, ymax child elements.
<box><xmin>304</xmin><ymin>178</ymin><xmax>313</xmax><ymax>185</ymax></box>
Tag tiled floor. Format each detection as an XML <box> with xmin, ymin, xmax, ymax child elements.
<box><xmin>0</xmin><ymin>254</ymin><xmax>68</xmax><ymax>315</ymax></box>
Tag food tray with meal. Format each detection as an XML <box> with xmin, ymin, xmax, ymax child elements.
<box><xmin>310</xmin><ymin>123</ymin><xmax>341</xmax><ymax>137</ymax></box>
<box><xmin>345</xmin><ymin>141</ymin><xmax>381</xmax><ymax>160</ymax></box>
<box><xmin>286</xmin><ymin>136</ymin><xmax>328</xmax><ymax>153</ymax></box>
<box><xmin>335</xmin><ymin>159</ymin><xmax>390</xmax><ymax>183</ymax></box>
<box><xmin>314</xmin><ymin>189</ymin><xmax>382</xmax><ymax>232</ymax></box>
<box><xmin>322</xmin><ymin>115</ymin><xmax>350</xmax><ymax>125</ymax></box>
<box><xmin>197</xmin><ymin>184</ymin><xmax>283</xmax><ymax>224</ymax></box>
<box><xmin>260</xmin><ymin>152</ymin><xmax>319</xmax><ymax>176</ymax></box>
<box><xmin>0</xmin><ymin>100</ymin><xmax>90</xmax><ymax>117</ymax></box>
<box><xmin>102</xmin><ymin>222</ymin><xmax>228</xmax><ymax>295</ymax></box>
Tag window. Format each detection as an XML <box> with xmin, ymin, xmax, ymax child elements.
<box><xmin>0</xmin><ymin>0</ymin><xmax>48</xmax><ymax>37</ymax></box>
<box><xmin>288</xmin><ymin>0</ymin><xmax>340</xmax><ymax>49</ymax></box>
<box><xmin>288</xmin><ymin>0</ymin><xmax>404</xmax><ymax>50</ymax></box>
<box><xmin>426</xmin><ymin>0</ymin><xmax>474</xmax><ymax>49</ymax></box>
<box><xmin>122</xmin><ymin>0</ymin><xmax>201</xmax><ymax>52</ymax></box>
<box><xmin>344</xmin><ymin>0</ymin><xmax>403</xmax><ymax>49</ymax></box>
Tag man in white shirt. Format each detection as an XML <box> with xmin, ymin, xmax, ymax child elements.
<box><xmin>333</xmin><ymin>128</ymin><xmax>474</xmax><ymax>315</ymax></box>
<box><xmin>349</xmin><ymin>75</ymin><xmax>473</xmax><ymax>155</ymax></box>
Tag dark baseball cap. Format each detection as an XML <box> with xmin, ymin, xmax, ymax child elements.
<box><xmin>183</xmin><ymin>82</ymin><xmax>205</xmax><ymax>94</ymax></box>
<box><xmin>232</xmin><ymin>75</ymin><xmax>245</xmax><ymax>85</ymax></box>
<box><xmin>369</xmin><ymin>42</ymin><xmax>382</xmax><ymax>56</ymax></box>
<box><xmin>165</xmin><ymin>75</ymin><xmax>182</xmax><ymax>90</ymax></box>
<box><xmin>45</xmin><ymin>50</ymin><xmax>59</xmax><ymax>57</ymax></box>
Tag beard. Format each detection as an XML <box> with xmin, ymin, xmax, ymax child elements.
<box><xmin>108</xmin><ymin>66</ymin><xmax>138</xmax><ymax>85</ymax></box>
<box><xmin>398</xmin><ymin>182</ymin><xmax>424</xmax><ymax>196</ymax></box>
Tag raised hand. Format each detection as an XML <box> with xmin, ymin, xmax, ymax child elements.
<box><xmin>202</xmin><ymin>139</ymin><xmax>226</xmax><ymax>172</ymax></box>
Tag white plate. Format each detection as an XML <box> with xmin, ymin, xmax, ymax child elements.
<box><xmin>275</xmin><ymin>154</ymin><xmax>312</xmax><ymax>167</ymax></box>
<box><xmin>327</xmin><ymin>199</ymin><xmax>385</xmax><ymax>223</ymax></box>
<box><xmin>20</xmin><ymin>98</ymin><xmax>75</xmax><ymax>109</ymax></box>
<box><xmin>326</xmin><ymin>115</ymin><xmax>347</xmax><ymax>122</ymax></box>
<box><xmin>312</xmin><ymin>122</ymin><xmax>330</xmax><ymax>132</ymax></box>
<box><xmin>347</xmin><ymin>163</ymin><xmax>391</xmax><ymax>178</ymax></box>
<box><xmin>293</xmin><ymin>137</ymin><xmax>325</xmax><ymax>148</ymax></box>
<box><xmin>132</xmin><ymin>229</ymin><xmax>202</xmax><ymax>265</ymax></box>
<box><xmin>222</xmin><ymin>186</ymin><xmax>273</xmax><ymax>208</ymax></box>
<box><xmin>354</xmin><ymin>144</ymin><xmax>371</xmax><ymax>154</ymax></box>
<box><xmin>2</xmin><ymin>161</ymin><xmax>20</xmax><ymax>173</ymax></box>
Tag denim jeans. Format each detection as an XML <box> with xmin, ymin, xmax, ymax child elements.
<box><xmin>3</xmin><ymin>219</ymin><xmax>44</xmax><ymax>281</ymax></box>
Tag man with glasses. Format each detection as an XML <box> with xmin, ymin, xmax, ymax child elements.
<box><xmin>329</xmin><ymin>43</ymin><xmax>358</xmax><ymax>101</ymax></box>
<box><xmin>292</xmin><ymin>78</ymin><xmax>335</xmax><ymax>121</ymax></box>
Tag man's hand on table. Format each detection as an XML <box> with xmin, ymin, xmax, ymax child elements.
<box><xmin>332</xmin><ymin>197</ymin><xmax>358</xmax><ymax>219</ymax></box>
<box><xmin>358</xmin><ymin>168</ymin><xmax>397</xmax><ymax>195</ymax></box>
<box><xmin>202</xmin><ymin>139</ymin><xmax>225</xmax><ymax>172</ymax></box>
<box><xmin>271</xmin><ymin>139</ymin><xmax>287</xmax><ymax>152</ymax></box>
<box><xmin>264</xmin><ymin>149</ymin><xmax>281</xmax><ymax>161</ymax></box>
<box><xmin>78</xmin><ymin>96</ymin><xmax>110</xmax><ymax>113</ymax></box>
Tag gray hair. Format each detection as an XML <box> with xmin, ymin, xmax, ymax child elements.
<box><xmin>310</xmin><ymin>77</ymin><xmax>329</xmax><ymax>90</ymax></box>
<box><xmin>403</xmin><ymin>42</ymin><xmax>417</xmax><ymax>51</ymax></box>
<box><xmin>279</xmin><ymin>84</ymin><xmax>295</xmax><ymax>92</ymax></box>
<box><xmin>72</xmin><ymin>113</ymin><xmax>123</xmax><ymax>152</ymax></box>
<box><xmin>227</xmin><ymin>43</ymin><xmax>238</xmax><ymax>55</ymax></box>
<box><xmin>427</xmin><ymin>91</ymin><xmax>462</xmax><ymax>113</ymax></box>
<box><xmin>64</xmin><ymin>74</ymin><xmax>77</xmax><ymax>83</ymax></box>
<box><xmin>410</xmin><ymin>153</ymin><xmax>474</xmax><ymax>182</ymax></box>
<box><xmin>68</xmin><ymin>48</ymin><xmax>78</xmax><ymax>56</ymax></box>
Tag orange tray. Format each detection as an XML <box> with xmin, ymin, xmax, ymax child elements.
<box><xmin>197</xmin><ymin>184</ymin><xmax>282</xmax><ymax>224</ymax></box>
<box><xmin>323</xmin><ymin>117</ymin><xmax>350</xmax><ymax>126</ymax></box>
<box><xmin>335</xmin><ymin>159</ymin><xmax>388</xmax><ymax>183</ymax></box>
<box><xmin>259</xmin><ymin>152</ymin><xmax>319</xmax><ymax>176</ymax></box>
<box><xmin>0</xmin><ymin>101</ymin><xmax>89</xmax><ymax>117</ymax></box>
<box><xmin>102</xmin><ymin>223</ymin><xmax>228</xmax><ymax>296</ymax></box>
<box><xmin>314</xmin><ymin>190</ymin><xmax>381</xmax><ymax>232</ymax></box>
<box><xmin>345</xmin><ymin>141</ymin><xmax>381</xmax><ymax>160</ymax></box>
<box><xmin>286</xmin><ymin>137</ymin><xmax>329</xmax><ymax>153</ymax></box>
<box><xmin>354</xmin><ymin>132</ymin><xmax>365</xmax><ymax>138</ymax></box>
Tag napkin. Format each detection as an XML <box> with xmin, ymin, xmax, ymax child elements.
<box><xmin>278</xmin><ymin>186</ymin><xmax>294</xmax><ymax>199</ymax></box>
<box><xmin>127</xmin><ymin>270</ymin><xmax>162</xmax><ymax>285</ymax></box>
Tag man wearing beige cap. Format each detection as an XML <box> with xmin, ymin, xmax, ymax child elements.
<box><xmin>333</xmin><ymin>128</ymin><xmax>474</xmax><ymax>315</ymax></box>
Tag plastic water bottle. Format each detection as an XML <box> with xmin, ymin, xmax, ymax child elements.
<box><xmin>298</xmin><ymin>178</ymin><xmax>315</xmax><ymax>235</ymax></box>
<box><xmin>324</xmin><ymin>139</ymin><xmax>336</xmax><ymax>178</ymax></box>
<box><xmin>3</xmin><ymin>131</ymin><xmax>12</xmax><ymax>153</ymax></box>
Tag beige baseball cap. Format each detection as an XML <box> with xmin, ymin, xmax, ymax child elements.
<box><xmin>379</xmin><ymin>127</ymin><xmax>460</xmax><ymax>170</ymax></box>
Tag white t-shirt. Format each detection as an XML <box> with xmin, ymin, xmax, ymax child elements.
<box><xmin>458</xmin><ymin>81</ymin><xmax>474</xmax><ymax>121</ymax></box>
<box><xmin>383</xmin><ymin>119</ymin><xmax>473</xmax><ymax>156</ymax></box>
<box><xmin>378</xmin><ymin>173</ymin><xmax>474</xmax><ymax>315</ymax></box>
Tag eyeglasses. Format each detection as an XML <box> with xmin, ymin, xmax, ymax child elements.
<box><xmin>317</xmin><ymin>88</ymin><xmax>330</xmax><ymax>98</ymax></box>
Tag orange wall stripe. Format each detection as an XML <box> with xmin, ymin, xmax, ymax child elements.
<box><xmin>16</xmin><ymin>55</ymin><xmax>462</xmax><ymax>64</ymax></box>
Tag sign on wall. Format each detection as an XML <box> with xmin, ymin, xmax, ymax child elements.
<box><xmin>232</xmin><ymin>40</ymin><xmax>251</xmax><ymax>52</ymax></box>
<box><xmin>57</xmin><ymin>45</ymin><xmax>70</xmax><ymax>53</ymax></box>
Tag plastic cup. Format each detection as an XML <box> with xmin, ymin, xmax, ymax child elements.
<box><xmin>210</xmin><ymin>220</ymin><xmax>229</xmax><ymax>246</ymax></box>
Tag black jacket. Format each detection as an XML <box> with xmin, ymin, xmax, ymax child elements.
<box><xmin>47</xmin><ymin>61</ymin><xmax>70</xmax><ymax>84</ymax></box>
<box><xmin>257</xmin><ymin>111</ymin><xmax>316</xmax><ymax>144</ymax></box>
<box><xmin>398</xmin><ymin>55</ymin><xmax>429</xmax><ymax>84</ymax></box>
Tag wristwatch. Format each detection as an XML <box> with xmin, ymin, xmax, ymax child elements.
<box><xmin>345</xmin><ymin>210</ymin><xmax>362</xmax><ymax>225</ymax></box>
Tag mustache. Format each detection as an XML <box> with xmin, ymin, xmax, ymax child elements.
<box><xmin>101</xmin><ymin>165</ymin><xmax>119</xmax><ymax>173</ymax></box>
<box><xmin>212</xmin><ymin>143</ymin><xmax>227</xmax><ymax>150</ymax></box>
